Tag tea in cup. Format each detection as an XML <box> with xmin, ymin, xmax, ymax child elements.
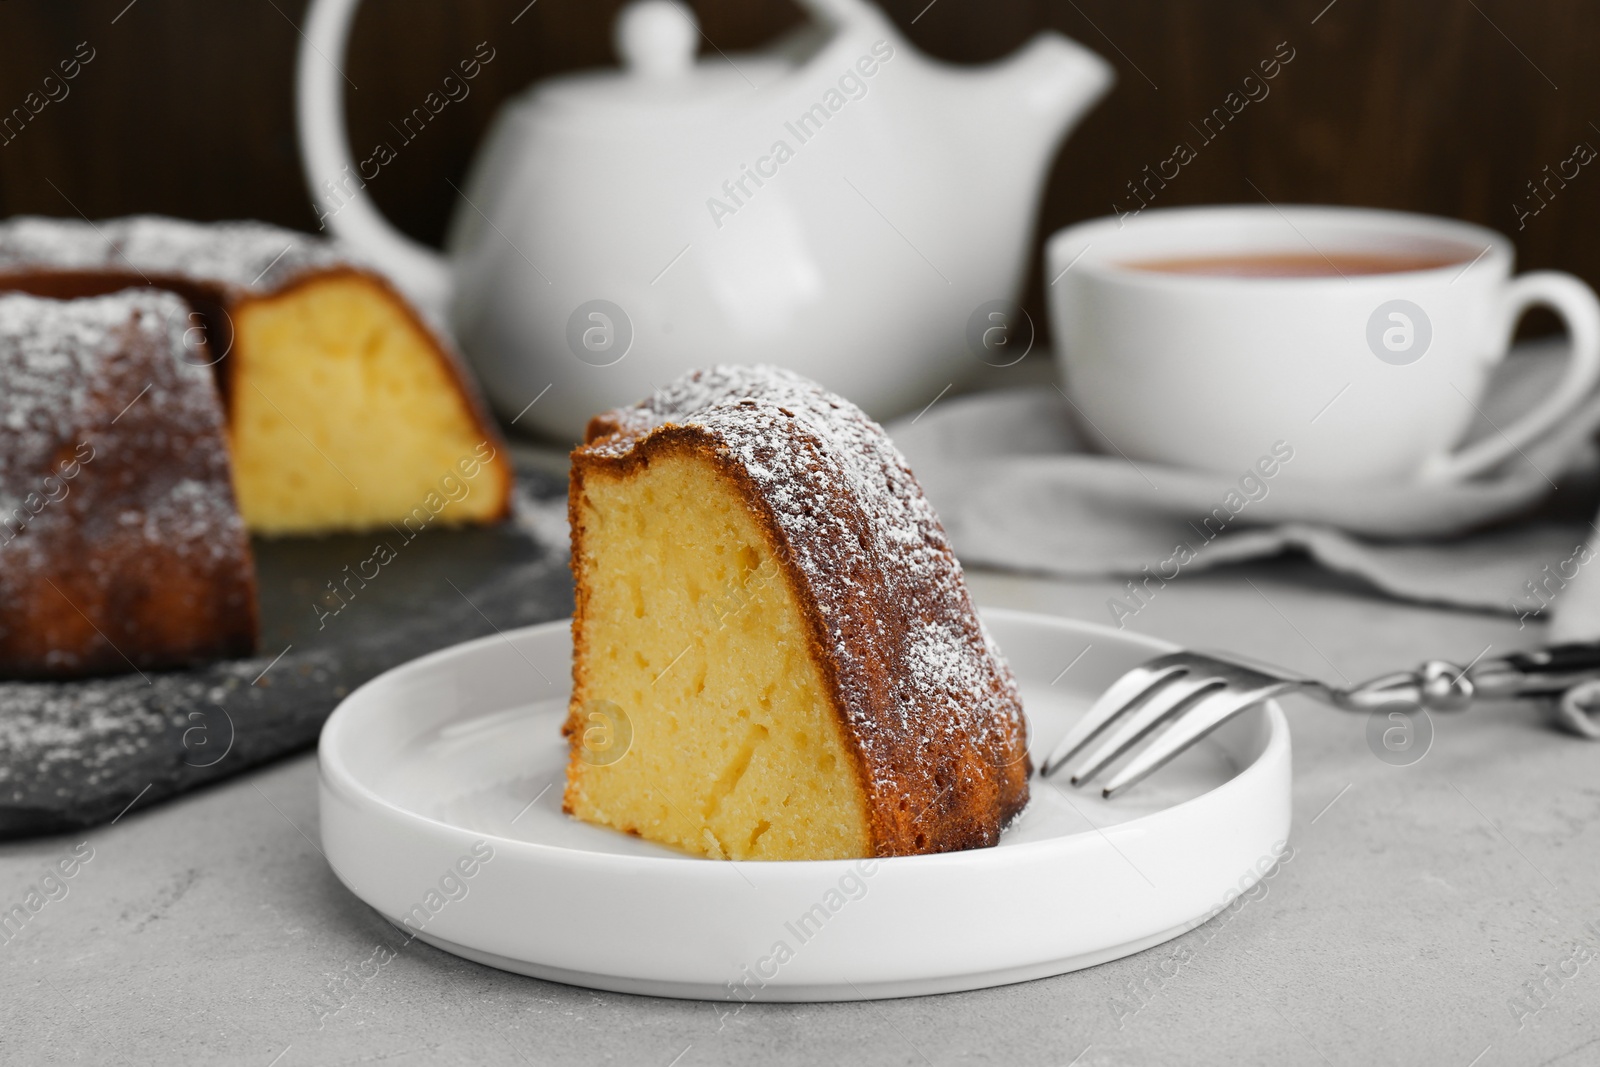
<box><xmin>1046</xmin><ymin>205</ymin><xmax>1600</xmax><ymax>483</ymax></box>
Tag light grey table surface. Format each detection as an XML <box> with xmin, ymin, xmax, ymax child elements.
<box><xmin>4</xmin><ymin>558</ymin><xmax>1597</xmax><ymax>1067</ymax></box>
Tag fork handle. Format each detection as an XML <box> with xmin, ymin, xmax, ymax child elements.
<box><xmin>1502</xmin><ymin>642</ymin><xmax>1600</xmax><ymax>675</ymax></box>
<box><xmin>1462</xmin><ymin>641</ymin><xmax>1600</xmax><ymax>702</ymax></box>
<box><xmin>1342</xmin><ymin>643</ymin><xmax>1600</xmax><ymax>711</ymax></box>
<box><xmin>1473</xmin><ymin>641</ymin><xmax>1600</xmax><ymax>696</ymax></box>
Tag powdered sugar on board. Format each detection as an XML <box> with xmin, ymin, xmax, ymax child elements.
<box><xmin>580</xmin><ymin>366</ymin><xmax>1028</xmax><ymax>807</ymax></box>
<box><xmin>0</xmin><ymin>462</ymin><xmax>574</xmax><ymax>838</ymax></box>
<box><xmin>511</xmin><ymin>476</ymin><xmax>572</xmax><ymax>558</ymax></box>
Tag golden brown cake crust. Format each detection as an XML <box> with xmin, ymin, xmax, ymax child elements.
<box><xmin>570</xmin><ymin>367</ymin><xmax>1030</xmax><ymax>857</ymax></box>
<box><xmin>0</xmin><ymin>215</ymin><xmax>511</xmax><ymax>521</ymax></box>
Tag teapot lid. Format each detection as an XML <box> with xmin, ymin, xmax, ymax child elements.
<box><xmin>529</xmin><ymin>1</ymin><xmax>788</xmax><ymax>121</ymax></box>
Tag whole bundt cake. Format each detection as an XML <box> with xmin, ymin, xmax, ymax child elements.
<box><xmin>564</xmin><ymin>366</ymin><xmax>1029</xmax><ymax>860</ymax></box>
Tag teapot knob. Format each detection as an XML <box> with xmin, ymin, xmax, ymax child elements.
<box><xmin>615</xmin><ymin>0</ymin><xmax>698</xmax><ymax>78</ymax></box>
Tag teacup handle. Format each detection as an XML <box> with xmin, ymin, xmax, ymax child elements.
<box><xmin>1421</xmin><ymin>271</ymin><xmax>1600</xmax><ymax>483</ymax></box>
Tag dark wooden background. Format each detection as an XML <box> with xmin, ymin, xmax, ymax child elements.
<box><xmin>1</xmin><ymin>0</ymin><xmax>1596</xmax><ymax>344</ymax></box>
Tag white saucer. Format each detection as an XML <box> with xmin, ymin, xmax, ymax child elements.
<box><xmin>318</xmin><ymin>609</ymin><xmax>1291</xmax><ymax>1001</ymax></box>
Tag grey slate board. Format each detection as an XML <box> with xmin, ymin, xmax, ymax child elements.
<box><xmin>0</xmin><ymin>466</ymin><xmax>573</xmax><ymax>838</ymax></box>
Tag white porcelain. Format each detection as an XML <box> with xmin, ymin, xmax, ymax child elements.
<box><xmin>317</xmin><ymin>609</ymin><xmax>1291</xmax><ymax>1002</ymax></box>
<box><xmin>297</xmin><ymin>0</ymin><xmax>1113</xmax><ymax>439</ymax></box>
<box><xmin>1046</xmin><ymin>205</ymin><xmax>1600</xmax><ymax>484</ymax></box>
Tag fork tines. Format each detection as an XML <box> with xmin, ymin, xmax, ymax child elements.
<box><xmin>1039</xmin><ymin>651</ymin><xmax>1299</xmax><ymax>798</ymax></box>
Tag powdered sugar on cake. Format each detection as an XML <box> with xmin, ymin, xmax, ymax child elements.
<box><xmin>581</xmin><ymin>366</ymin><xmax>1028</xmax><ymax>808</ymax></box>
<box><xmin>0</xmin><ymin>288</ymin><xmax>254</xmax><ymax>673</ymax></box>
<box><xmin>0</xmin><ymin>215</ymin><xmax>357</xmax><ymax>293</ymax></box>
<box><xmin>0</xmin><ymin>288</ymin><xmax>245</xmax><ymax>560</ymax></box>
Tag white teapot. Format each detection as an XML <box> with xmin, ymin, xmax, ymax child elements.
<box><xmin>298</xmin><ymin>0</ymin><xmax>1112</xmax><ymax>439</ymax></box>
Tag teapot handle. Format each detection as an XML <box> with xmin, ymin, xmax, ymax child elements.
<box><xmin>789</xmin><ymin>0</ymin><xmax>887</xmax><ymax>25</ymax></box>
<box><xmin>296</xmin><ymin>0</ymin><xmax>454</xmax><ymax>315</ymax></box>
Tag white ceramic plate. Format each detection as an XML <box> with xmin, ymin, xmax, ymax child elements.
<box><xmin>318</xmin><ymin>609</ymin><xmax>1291</xmax><ymax>1001</ymax></box>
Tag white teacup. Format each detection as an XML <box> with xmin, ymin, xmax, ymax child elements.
<box><xmin>1046</xmin><ymin>205</ymin><xmax>1600</xmax><ymax>483</ymax></box>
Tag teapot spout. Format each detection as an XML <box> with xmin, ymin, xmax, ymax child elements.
<box><xmin>981</xmin><ymin>33</ymin><xmax>1115</xmax><ymax>158</ymax></box>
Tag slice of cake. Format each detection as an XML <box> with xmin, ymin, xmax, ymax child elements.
<box><xmin>0</xmin><ymin>289</ymin><xmax>258</xmax><ymax>678</ymax></box>
<box><xmin>564</xmin><ymin>367</ymin><xmax>1029</xmax><ymax>860</ymax></box>
<box><xmin>0</xmin><ymin>215</ymin><xmax>512</xmax><ymax>536</ymax></box>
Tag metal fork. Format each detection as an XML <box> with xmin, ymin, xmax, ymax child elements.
<box><xmin>1039</xmin><ymin>643</ymin><xmax>1600</xmax><ymax>797</ymax></box>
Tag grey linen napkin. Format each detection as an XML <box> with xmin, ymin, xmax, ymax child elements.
<box><xmin>889</xmin><ymin>340</ymin><xmax>1600</xmax><ymax>635</ymax></box>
